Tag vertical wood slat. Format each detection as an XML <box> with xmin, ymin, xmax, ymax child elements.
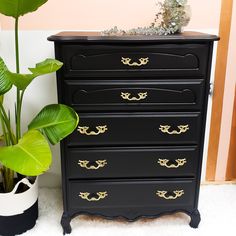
<box><xmin>226</xmin><ymin>88</ymin><xmax>236</xmax><ymax>180</ymax></box>
<box><xmin>206</xmin><ymin>0</ymin><xmax>233</xmax><ymax>181</ymax></box>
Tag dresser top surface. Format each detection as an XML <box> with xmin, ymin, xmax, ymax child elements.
<box><xmin>48</xmin><ymin>31</ymin><xmax>219</xmax><ymax>43</ymax></box>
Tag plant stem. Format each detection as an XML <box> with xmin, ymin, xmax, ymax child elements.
<box><xmin>0</xmin><ymin>17</ymin><xmax>22</xmax><ymax>193</ymax></box>
<box><xmin>14</xmin><ymin>17</ymin><xmax>26</xmax><ymax>182</ymax></box>
<box><xmin>0</xmin><ymin>107</ymin><xmax>15</xmax><ymax>192</ymax></box>
<box><xmin>0</xmin><ymin>103</ymin><xmax>16</xmax><ymax>145</ymax></box>
<box><xmin>0</xmin><ymin>109</ymin><xmax>10</xmax><ymax>146</ymax></box>
<box><xmin>2</xmin><ymin>167</ymin><xmax>15</xmax><ymax>193</ymax></box>
<box><xmin>16</xmin><ymin>90</ymin><xmax>24</xmax><ymax>142</ymax></box>
<box><xmin>15</xmin><ymin>18</ymin><xmax>20</xmax><ymax>73</ymax></box>
<box><xmin>15</xmin><ymin>17</ymin><xmax>22</xmax><ymax>142</ymax></box>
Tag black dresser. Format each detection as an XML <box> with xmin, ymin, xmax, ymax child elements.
<box><xmin>48</xmin><ymin>31</ymin><xmax>219</xmax><ymax>234</ymax></box>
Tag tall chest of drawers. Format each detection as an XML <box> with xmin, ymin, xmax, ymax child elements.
<box><xmin>48</xmin><ymin>32</ymin><xmax>219</xmax><ymax>234</ymax></box>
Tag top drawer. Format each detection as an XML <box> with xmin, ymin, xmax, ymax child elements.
<box><xmin>60</xmin><ymin>44</ymin><xmax>209</xmax><ymax>78</ymax></box>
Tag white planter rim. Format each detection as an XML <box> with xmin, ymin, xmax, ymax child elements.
<box><xmin>0</xmin><ymin>177</ymin><xmax>38</xmax><ymax>216</ymax></box>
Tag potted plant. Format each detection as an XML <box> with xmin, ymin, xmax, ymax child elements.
<box><xmin>0</xmin><ymin>1</ymin><xmax>79</xmax><ymax>235</ymax></box>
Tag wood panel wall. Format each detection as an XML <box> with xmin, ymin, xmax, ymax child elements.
<box><xmin>226</xmin><ymin>88</ymin><xmax>236</xmax><ymax>180</ymax></box>
<box><xmin>206</xmin><ymin>0</ymin><xmax>233</xmax><ymax>181</ymax></box>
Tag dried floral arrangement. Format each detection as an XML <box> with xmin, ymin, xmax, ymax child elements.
<box><xmin>102</xmin><ymin>0</ymin><xmax>191</xmax><ymax>36</ymax></box>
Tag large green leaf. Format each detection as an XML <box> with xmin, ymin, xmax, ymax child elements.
<box><xmin>28</xmin><ymin>59</ymin><xmax>63</xmax><ymax>76</ymax></box>
<box><xmin>6</xmin><ymin>58</ymin><xmax>63</xmax><ymax>90</ymax></box>
<box><xmin>0</xmin><ymin>130</ymin><xmax>52</xmax><ymax>176</ymax></box>
<box><xmin>0</xmin><ymin>57</ymin><xmax>12</xmax><ymax>95</ymax></box>
<box><xmin>0</xmin><ymin>0</ymin><xmax>48</xmax><ymax>18</ymax></box>
<box><xmin>28</xmin><ymin>104</ymin><xmax>79</xmax><ymax>145</ymax></box>
<box><xmin>6</xmin><ymin>73</ymin><xmax>34</xmax><ymax>90</ymax></box>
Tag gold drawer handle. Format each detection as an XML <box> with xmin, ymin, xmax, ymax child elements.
<box><xmin>78</xmin><ymin>160</ymin><xmax>107</xmax><ymax>170</ymax></box>
<box><xmin>121</xmin><ymin>57</ymin><xmax>149</xmax><ymax>67</ymax></box>
<box><xmin>121</xmin><ymin>92</ymin><xmax>148</xmax><ymax>101</ymax></box>
<box><xmin>159</xmin><ymin>125</ymin><xmax>189</xmax><ymax>135</ymax></box>
<box><xmin>158</xmin><ymin>158</ymin><xmax>187</xmax><ymax>168</ymax></box>
<box><xmin>77</xmin><ymin>125</ymin><xmax>108</xmax><ymax>136</ymax></box>
<box><xmin>79</xmin><ymin>191</ymin><xmax>108</xmax><ymax>202</ymax></box>
<box><xmin>156</xmin><ymin>190</ymin><xmax>184</xmax><ymax>200</ymax></box>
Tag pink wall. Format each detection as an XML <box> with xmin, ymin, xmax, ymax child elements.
<box><xmin>0</xmin><ymin>0</ymin><xmax>221</xmax><ymax>30</ymax></box>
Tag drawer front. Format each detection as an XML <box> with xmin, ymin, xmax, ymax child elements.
<box><xmin>63</xmin><ymin>80</ymin><xmax>205</xmax><ymax>111</ymax></box>
<box><xmin>61</xmin><ymin>44</ymin><xmax>209</xmax><ymax>77</ymax></box>
<box><xmin>66</xmin><ymin>146</ymin><xmax>199</xmax><ymax>179</ymax></box>
<box><xmin>67</xmin><ymin>112</ymin><xmax>202</xmax><ymax>146</ymax></box>
<box><xmin>67</xmin><ymin>179</ymin><xmax>196</xmax><ymax>209</ymax></box>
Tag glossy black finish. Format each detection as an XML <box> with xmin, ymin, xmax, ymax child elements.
<box><xmin>60</xmin><ymin>43</ymin><xmax>209</xmax><ymax>78</ymax></box>
<box><xmin>67</xmin><ymin>146</ymin><xmax>199</xmax><ymax>179</ymax></box>
<box><xmin>0</xmin><ymin>200</ymin><xmax>38</xmax><ymax>236</ymax></box>
<box><xmin>49</xmin><ymin>31</ymin><xmax>219</xmax><ymax>234</ymax></box>
<box><xmin>63</xmin><ymin>79</ymin><xmax>205</xmax><ymax>111</ymax></box>
<box><xmin>48</xmin><ymin>31</ymin><xmax>219</xmax><ymax>43</ymax></box>
<box><xmin>189</xmin><ymin>210</ymin><xmax>201</xmax><ymax>228</ymax></box>
<box><xmin>68</xmin><ymin>179</ymin><xmax>195</xmax><ymax>209</ymax></box>
<box><xmin>68</xmin><ymin>112</ymin><xmax>202</xmax><ymax>146</ymax></box>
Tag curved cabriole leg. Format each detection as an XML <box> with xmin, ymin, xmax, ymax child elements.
<box><xmin>189</xmin><ymin>210</ymin><xmax>201</xmax><ymax>228</ymax></box>
<box><xmin>61</xmin><ymin>213</ymin><xmax>72</xmax><ymax>235</ymax></box>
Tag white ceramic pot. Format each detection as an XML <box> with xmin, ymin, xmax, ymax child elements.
<box><xmin>0</xmin><ymin>177</ymin><xmax>38</xmax><ymax>216</ymax></box>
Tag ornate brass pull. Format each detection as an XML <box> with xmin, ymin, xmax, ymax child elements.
<box><xmin>78</xmin><ymin>160</ymin><xmax>107</xmax><ymax>170</ymax></box>
<box><xmin>159</xmin><ymin>125</ymin><xmax>189</xmax><ymax>135</ymax></box>
<box><xmin>121</xmin><ymin>92</ymin><xmax>148</xmax><ymax>101</ymax></box>
<box><xmin>158</xmin><ymin>158</ymin><xmax>187</xmax><ymax>168</ymax></box>
<box><xmin>78</xmin><ymin>125</ymin><xmax>108</xmax><ymax>136</ymax></box>
<box><xmin>121</xmin><ymin>57</ymin><xmax>149</xmax><ymax>67</ymax></box>
<box><xmin>79</xmin><ymin>191</ymin><xmax>108</xmax><ymax>202</ymax></box>
<box><xmin>156</xmin><ymin>190</ymin><xmax>184</xmax><ymax>200</ymax></box>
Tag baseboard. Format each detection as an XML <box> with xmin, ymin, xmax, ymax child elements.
<box><xmin>201</xmin><ymin>180</ymin><xmax>236</xmax><ymax>185</ymax></box>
